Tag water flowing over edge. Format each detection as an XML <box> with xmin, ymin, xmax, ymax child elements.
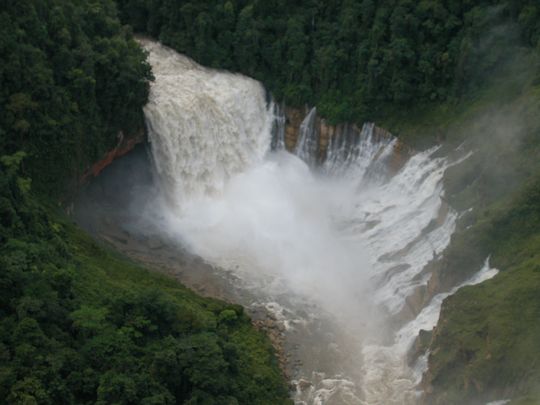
<box><xmin>138</xmin><ymin>39</ymin><xmax>500</xmax><ymax>405</ymax></box>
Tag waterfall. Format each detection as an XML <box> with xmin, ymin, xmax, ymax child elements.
<box><xmin>271</xmin><ymin>102</ymin><xmax>286</xmax><ymax>151</ymax></box>
<box><xmin>294</xmin><ymin>107</ymin><xmax>319</xmax><ymax>166</ymax></box>
<box><xmin>139</xmin><ymin>39</ymin><xmax>495</xmax><ymax>405</ymax></box>
<box><xmin>323</xmin><ymin>122</ymin><xmax>397</xmax><ymax>182</ymax></box>
<box><xmin>140</xmin><ymin>39</ymin><xmax>274</xmax><ymax>205</ymax></box>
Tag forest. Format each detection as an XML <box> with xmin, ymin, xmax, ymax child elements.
<box><xmin>0</xmin><ymin>0</ymin><xmax>151</xmax><ymax>195</ymax></box>
<box><xmin>1</xmin><ymin>0</ymin><xmax>540</xmax><ymax>403</ymax></box>
<box><xmin>117</xmin><ymin>0</ymin><xmax>540</xmax><ymax>123</ymax></box>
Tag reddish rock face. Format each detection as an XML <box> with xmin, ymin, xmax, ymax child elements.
<box><xmin>283</xmin><ymin>106</ymin><xmax>412</xmax><ymax>173</ymax></box>
<box><xmin>81</xmin><ymin>129</ymin><xmax>145</xmax><ymax>184</ymax></box>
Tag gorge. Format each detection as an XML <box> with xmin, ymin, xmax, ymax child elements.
<box><xmin>77</xmin><ymin>39</ymin><xmax>502</xmax><ymax>404</ymax></box>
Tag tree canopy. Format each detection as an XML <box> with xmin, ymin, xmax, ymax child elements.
<box><xmin>117</xmin><ymin>0</ymin><xmax>540</xmax><ymax>123</ymax></box>
<box><xmin>0</xmin><ymin>0</ymin><xmax>152</xmax><ymax>195</ymax></box>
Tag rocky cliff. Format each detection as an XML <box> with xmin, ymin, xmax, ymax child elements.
<box><xmin>282</xmin><ymin>106</ymin><xmax>412</xmax><ymax>173</ymax></box>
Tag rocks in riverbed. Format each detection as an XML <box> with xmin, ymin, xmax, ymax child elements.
<box><xmin>252</xmin><ymin>312</ymin><xmax>289</xmax><ymax>378</ymax></box>
<box><xmin>407</xmin><ymin>328</ymin><xmax>433</xmax><ymax>366</ymax></box>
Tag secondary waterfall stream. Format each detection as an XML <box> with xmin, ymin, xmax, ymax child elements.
<box><xmin>138</xmin><ymin>39</ymin><xmax>497</xmax><ymax>404</ymax></box>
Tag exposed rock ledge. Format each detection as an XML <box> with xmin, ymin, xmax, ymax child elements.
<box><xmin>81</xmin><ymin>128</ymin><xmax>145</xmax><ymax>184</ymax></box>
<box><xmin>282</xmin><ymin>106</ymin><xmax>412</xmax><ymax>173</ymax></box>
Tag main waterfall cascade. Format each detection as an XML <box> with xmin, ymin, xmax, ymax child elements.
<box><xmin>141</xmin><ymin>39</ymin><xmax>273</xmax><ymax>205</ymax></box>
<box><xmin>140</xmin><ymin>39</ymin><xmax>497</xmax><ymax>404</ymax></box>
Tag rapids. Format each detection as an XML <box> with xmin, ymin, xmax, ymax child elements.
<box><xmin>138</xmin><ymin>39</ymin><xmax>497</xmax><ymax>404</ymax></box>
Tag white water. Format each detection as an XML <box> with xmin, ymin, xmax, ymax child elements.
<box><xmin>139</xmin><ymin>40</ymin><xmax>498</xmax><ymax>404</ymax></box>
<box><xmin>295</xmin><ymin>107</ymin><xmax>319</xmax><ymax>166</ymax></box>
<box><xmin>141</xmin><ymin>39</ymin><xmax>273</xmax><ymax>206</ymax></box>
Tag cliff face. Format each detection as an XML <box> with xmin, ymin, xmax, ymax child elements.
<box><xmin>282</xmin><ymin>106</ymin><xmax>412</xmax><ymax>173</ymax></box>
<box><xmin>83</xmin><ymin>106</ymin><xmax>411</xmax><ymax>187</ymax></box>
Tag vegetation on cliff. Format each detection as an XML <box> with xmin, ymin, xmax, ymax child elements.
<box><xmin>385</xmin><ymin>46</ymin><xmax>540</xmax><ymax>404</ymax></box>
<box><xmin>424</xmin><ymin>175</ymin><xmax>540</xmax><ymax>404</ymax></box>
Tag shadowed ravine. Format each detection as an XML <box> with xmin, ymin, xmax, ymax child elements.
<box><xmin>76</xmin><ymin>40</ymin><xmax>498</xmax><ymax>404</ymax></box>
